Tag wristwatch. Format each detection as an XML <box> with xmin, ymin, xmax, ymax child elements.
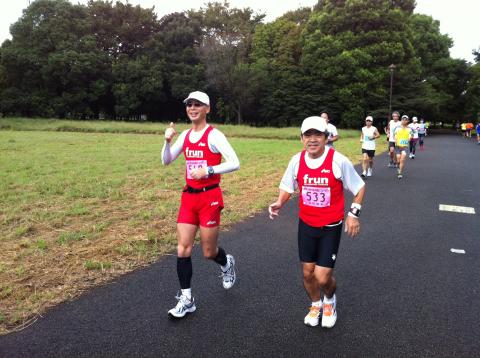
<box><xmin>207</xmin><ymin>166</ymin><xmax>215</xmax><ymax>176</ymax></box>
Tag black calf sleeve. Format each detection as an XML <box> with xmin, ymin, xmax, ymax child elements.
<box><xmin>177</xmin><ymin>257</ymin><xmax>192</xmax><ymax>289</ymax></box>
<box><xmin>213</xmin><ymin>247</ymin><xmax>227</xmax><ymax>266</ymax></box>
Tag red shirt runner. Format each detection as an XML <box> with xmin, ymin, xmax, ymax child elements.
<box><xmin>297</xmin><ymin>149</ymin><xmax>344</xmax><ymax>227</ymax></box>
<box><xmin>183</xmin><ymin>126</ymin><xmax>222</xmax><ymax>189</ymax></box>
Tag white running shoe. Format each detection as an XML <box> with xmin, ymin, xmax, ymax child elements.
<box><xmin>321</xmin><ymin>294</ymin><xmax>337</xmax><ymax>328</ymax></box>
<box><xmin>361</xmin><ymin>171</ymin><xmax>366</xmax><ymax>177</ymax></box>
<box><xmin>168</xmin><ymin>292</ymin><xmax>196</xmax><ymax>318</ymax></box>
<box><xmin>221</xmin><ymin>254</ymin><xmax>236</xmax><ymax>289</ymax></box>
<box><xmin>366</xmin><ymin>168</ymin><xmax>372</xmax><ymax>177</ymax></box>
<box><xmin>304</xmin><ymin>305</ymin><xmax>322</xmax><ymax>327</ymax></box>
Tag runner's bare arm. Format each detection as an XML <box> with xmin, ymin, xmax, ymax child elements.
<box><xmin>268</xmin><ymin>190</ymin><xmax>291</xmax><ymax>220</ymax></box>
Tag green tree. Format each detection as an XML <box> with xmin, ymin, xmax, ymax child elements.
<box><xmin>190</xmin><ymin>1</ymin><xmax>265</xmax><ymax>124</ymax></box>
<box><xmin>301</xmin><ymin>0</ymin><xmax>421</xmax><ymax>127</ymax></box>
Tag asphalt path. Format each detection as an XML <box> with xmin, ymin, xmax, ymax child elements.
<box><xmin>1</xmin><ymin>133</ymin><xmax>479</xmax><ymax>357</ymax></box>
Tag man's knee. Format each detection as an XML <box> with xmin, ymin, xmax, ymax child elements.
<box><xmin>177</xmin><ymin>244</ymin><xmax>193</xmax><ymax>257</ymax></box>
<box><xmin>303</xmin><ymin>266</ymin><xmax>315</xmax><ymax>280</ymax></box>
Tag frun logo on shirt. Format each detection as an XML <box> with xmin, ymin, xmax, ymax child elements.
<box><xmin>303</xmin><ymin>174</ymin><xmax>329</xmax><ymax>186</ymax></box>
<box><xmin>185</xmin><ymin>147</ymin><xmax>204</xmax><ymax>158</ymax></box>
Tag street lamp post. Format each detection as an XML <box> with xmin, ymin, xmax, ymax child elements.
<box><xmin>388</xmin><ymin>64</ymin><xmax>396</xmax><ymax>120</ymax></box>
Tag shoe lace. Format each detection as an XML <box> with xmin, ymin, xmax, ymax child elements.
<box><xmin>308</xmin><ymin>306</ymin><xmax>321</xmax><ymax>317</ymax></box>
<box><xmin>219</xmin><ymin>264</ymin><xmax>236</xmax><ymax>282</ymax></box>
<box><xmin>323</xmin><ymin>303</ymin><xmax>334</xmax><ymax>316</ymax></box>
<box><xmin>174</xmin><ymin>292</ymin><xmax>191</xmax><ymax>308</ymax></box>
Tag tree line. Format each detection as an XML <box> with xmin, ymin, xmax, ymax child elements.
<box><xmin>0</xmin><ymin>0</ymin><xmax>478</xmax><ymax>128</ymax></box>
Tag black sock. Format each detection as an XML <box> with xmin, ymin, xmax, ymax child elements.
<box><xmin>213</xmin><ymin>247</ymin><xmax>227</xmax><ymax>266</ymax></box>
<box><xmin>177</xmin><ymin>257</ymin><xmax>192</xmax><ymax>289</ymax></box>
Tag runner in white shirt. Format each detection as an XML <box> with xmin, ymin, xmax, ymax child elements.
<box><xmin>385</xmin><ymin>111</ymin><xmax>401</xmax><ymax>167</ymax></box>
<box><xmin>269</xmin><ymin>116</ymin><xmax>365</xmax><ymax>329</ymax></box>
<box><xmin>321</xmin><ymin>111</ymin><xmax>339</xmax><ymax>148</ymax></box>
<box><xmin>408</xmin><ymin>117</ymin><xmax>420</xmax><ymax>158</ymax></box>
<box><xmin>360</xmin><ymin>116</ymin><xmax>380</xmax><ymax>177</ymax></box>
<box><xmin>417</xmin><ymin>119</ymin><xmax>427</xmax><ymax>150</ymax></box>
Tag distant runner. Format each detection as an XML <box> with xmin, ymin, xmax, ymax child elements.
<box><xmin>408</xmin><ymin>117</ymin><xmax>420</xmax><ymax>159</ymax></box>
<box><xmin>418</xmin><ymin>119</ymin><xmax>427</xmax><ymax>150</ymax></box>
<box><xmin>360</xmin><ymin>116</ymin><xmax>380</xmax><ymax>177</ymax></box>
<box><xmin>321</xmin><ymin>111</ymin><xmax>339</xmax><ymax>148</ymax></box>
<box><xmin>385</xmin><ymin>111</ymin><xmax>401</xmax><ymax>167</ymax></box>
<box><xmin>394</xmin><ymin>115</ymin><xmax>413</xmax><ymax>179</ymax></box>
<box><xmin>476</xmin><ymin>122</ymin><xmax>480</xmax><ymax>144</ymax></box>
<box><xmin>269</xmin><ymin>116</ymin><xmax>365</xmax><ymax>329</ymax></box>
<box><xmin>162</xmin><ymin>91</ymin><xmax>240</xmax><ymax>318</ymax></box>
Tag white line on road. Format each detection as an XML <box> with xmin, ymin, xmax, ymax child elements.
<box><xmin>439</xmin><ymin>204</ymin><xmax>476</xmax><ymax>214</ymax></box>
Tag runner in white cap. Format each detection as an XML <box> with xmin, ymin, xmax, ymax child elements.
<box><xmin>162</xmin><ymin>91</ymin><xmax>240</xmax><ymax>318</ymax></box>
<box><xmin>268</xmin><ymin>116</ymin><xmax>365</xmax><ymax>328</ymax></box>
<box><xmin>360</xmin><ymin>116</ymin><xmax>380</xmax><ymax>177</ymax></box>
<box><xmin>394</xmin><ymin>115</ymin><xmax>413</xmax><ymax>179</ymax></box>
<box><xmin>385</xmin><ymin>111</ymin><xmax>401</xmax><ymax>167</ymax></box>
<box><xmin>408</xmin><ymin>117</ymin><xmax>420</xmax><ymax>158</ymax></box>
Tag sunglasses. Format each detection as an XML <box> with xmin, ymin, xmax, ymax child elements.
<box><xmin>186</xmin><ymin>102</ymin><xmax>205</xmax><ymax>108</ymax></box>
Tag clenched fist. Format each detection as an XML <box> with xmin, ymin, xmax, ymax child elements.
<box><xmin>165</xmin><ymin>122</ymin><xmax>176</xmax><ymax>143</ymax></box>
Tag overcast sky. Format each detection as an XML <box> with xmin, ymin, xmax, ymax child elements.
<box><xmin>0</xmin><ymin>0</ymin><xmax>478</xmax><ymax>62</ymax></box>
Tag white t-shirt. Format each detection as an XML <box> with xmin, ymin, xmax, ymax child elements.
<box><xmin>162</xmin><ymin>124</ymin><xmax>240</xmax><ymax>174</ymax></box>
<box><xmin>388</xmin><ymin>120</ymin><xmax>401</xmax><ymax>142</ymax></box>
<box><xmin>417</xmin><ymin>123</ymin><xmax>426</xmax><ymax>134</ymax></box>
<box><xmin>408</xmin><ymin>123</ymin><xmax>419</xmax><ymax>139</ymax></box>
<box><xmin>361</xmin><ymin>126</ymin><xmax>377</xmax><ymax>150</ymax></box>
<box><xmin>279</xmin><ymin>147</ymin><xmax>365</xmax><ymax>196</ymax></box>
<box><xmin>326</xmin><ymin>123</ymin><xmax>338</xmax><ymax>148</ymax></box>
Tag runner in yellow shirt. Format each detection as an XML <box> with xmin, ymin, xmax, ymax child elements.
<box><xmin>394</xmin><ymin>115</ymin><xmax>413</xmax><ymax>179</ymax></box>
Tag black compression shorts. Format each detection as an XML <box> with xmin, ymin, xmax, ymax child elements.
<box><xmin>298</xmin><ymin>218</ymin><xmax>342</xmax><ymax>268</ymax></box>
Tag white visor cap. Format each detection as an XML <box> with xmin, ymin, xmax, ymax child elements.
<box><xmin>183</xmin><ymin>91</ymin><xmax>210</xmax><ymax>106</ymax></box>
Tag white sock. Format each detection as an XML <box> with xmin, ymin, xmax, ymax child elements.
<box><xmin>323</xmin><ymin>294</ymin><xmax>335</xmax><ymax>303</ymax></box>
<box><xmin>181</xmin><ymin>288</ymin><xmax>192</xmax><ymax>300</ymax></box>
<box><xmin>324</xmin><ymin>294</ymin><xmax>335</xmax><ymax>304</ymax></box>
<box><xmin>312</xmin><ymin>300</ymin><xmax>322</xmax><ymax>307</ymax></box>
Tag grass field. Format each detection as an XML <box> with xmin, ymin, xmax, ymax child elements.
<box><xmin>0</xmin><ymin>117</ymin><xmax>384</xmax><ymax>334</ymax></box>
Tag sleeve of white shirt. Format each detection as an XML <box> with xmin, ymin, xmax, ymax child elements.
<box><xmin>329</xmin><ymin>124</ymin><xmax>338</xmax><ymax>136</ymax></box>
<box><xmin>208</xmin><ymin>128</ymin><xmax>240</xmax><ymax>174</ymax></box>
<box><xmin>279</xmin><ymin>153</ymin><xmax>301</xmax><ymax>194</ymax></box>
<box><xmin>333</xmin><ymin>152</ymin><xmax>365</xmax><ymax>195</ymax></box>
<box><xmin>162</xmin><ymin>130</ymin><xmax>188</xmax><ymax>165</ymax></box>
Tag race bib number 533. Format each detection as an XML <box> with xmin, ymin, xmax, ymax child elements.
<box><xmin>302</xmin><ymin>186</ymin><xmax>331</xmax><ymax>207</ymax></box>
<box><xmin>186</xmin><ymin>160</ymin><xmax>207</xmax><ymax>179</ymax></box>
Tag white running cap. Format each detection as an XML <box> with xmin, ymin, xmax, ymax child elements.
<box><xmin>412</xmin><ymin>117</ymin><xmax>418</xmax><ymax>122</ymax></box>
<box><xmin>301</xmin><ymin>116</ymin><xmax>328</xmax><ymax>134</ymax></box>
<box><xmin>365</xmin><ymin>116</ymin><xmax>373</xmax><ymax>122</ymax></box>
<box><xmin>183</xmin><ymin>91</ymin><xmax>210</xmax><ymax>106</ymax></box>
